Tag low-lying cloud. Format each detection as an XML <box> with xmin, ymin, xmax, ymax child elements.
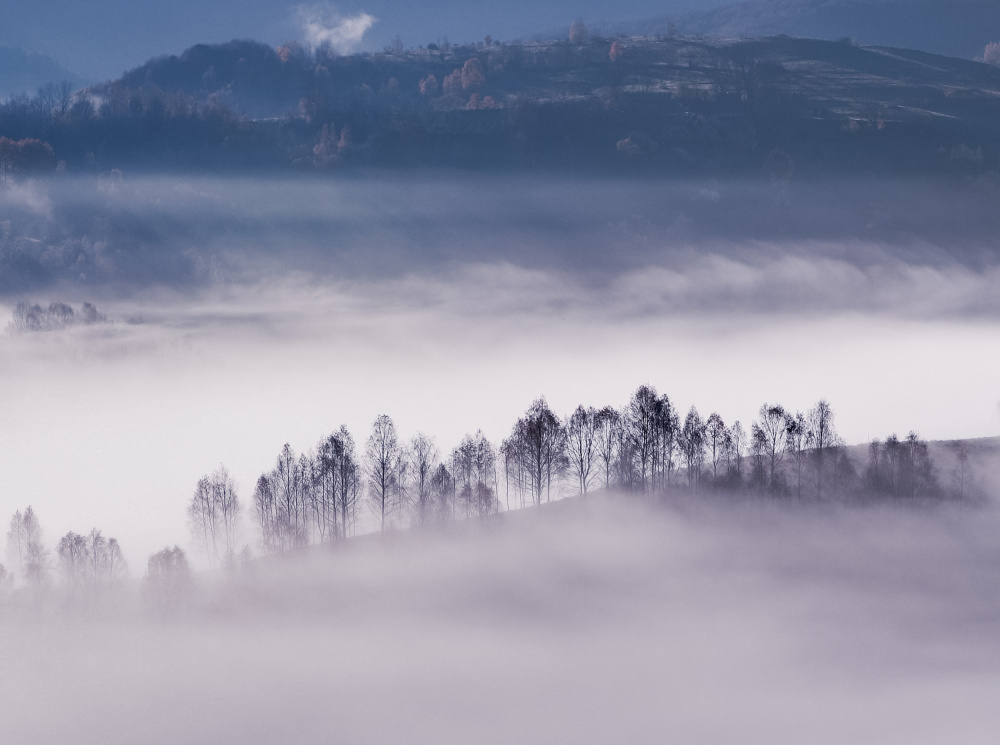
<box><xmin>3</xmin><ymin>498</ymin><xmax>1000</xmax><ymax>745</ymax></box>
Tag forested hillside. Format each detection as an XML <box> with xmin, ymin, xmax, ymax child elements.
<box><xmin>3</xmin><ymin>34</ymin><xmax>1000</xmax><ymax>175</ymax></box>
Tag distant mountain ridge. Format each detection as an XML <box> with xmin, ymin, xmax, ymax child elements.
<box><xmin>0</xmin><ymin>45</ymin><xmax>80</xmax><ymax>100</ymax></box>
<box><xmin>585</xmin><ymin>0</ymin><xmax>1000</xmax><ymax>60</ymax></box>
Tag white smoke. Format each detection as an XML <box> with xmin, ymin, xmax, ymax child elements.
<box><xmin>295</xmin><ymin>3</ymin><xmax>377</xmax><ymax>53</ymax></box>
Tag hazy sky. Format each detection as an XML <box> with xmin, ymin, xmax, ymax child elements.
<box><xmin>1</xmin><ymin>0</ymin><xmax>726</xmax><ymax>81</ymax></box>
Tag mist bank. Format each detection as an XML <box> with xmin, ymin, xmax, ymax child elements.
<box><xmin>3</xmin><ymin>497</ymin><xmax>1000</xmax><ymax>744</ymax></box>
<box><xmin>4</xmin><ymin>173</ymin><xmax>1000</xmax><ymax>309</ymax></box>
<box><xmin>2</xmin><ymin>172</ymin><xmax>998</xmax><ymax>567</ymax></box>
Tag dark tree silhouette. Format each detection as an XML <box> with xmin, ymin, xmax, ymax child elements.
<box><xmin>594</xmin><ymin>406</ymin><xmax>622</xmax><ymax>490</ymax></box>
<box><xmin>808</xmin><ymin>400</ymin><xmax>841</xmax><ymax>500</ymax></box>
<box><xmin>756</xmin><ymin>403</ymin><xmax>788</xmax><ymax>492</ymax></box>
<box><xmin>411</xmin><ymin>433</ymin><xmax>439</xmax><ymax>525</ymax></box>
<box><xmin>367</xmin><ymin>415</ymin><xmax>401</xmax><ymax>532</ymax></box>
<box><xmin>679</xmin><ymin>407</ymin><xmax>706</xmax><ymax>490</ymax></box>
<box><xmin>705</xmin><ymin>413</ymin><xmax>727</xmax><ymax>484</ymax></box>
<box><xmin>566</xmin><ymin>405</ymin><xmax>598</xmax><ymax>494</ymax></box>
<box><xmin>508</xmin><ymin>399</ymin><xmax>566</xmax><ymax>506</ymax></box>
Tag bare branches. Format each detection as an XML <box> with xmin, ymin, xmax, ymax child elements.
<box><xmin>189</xmin><ymin>465</ymin><xmax>242</xmax><ymax>566</ymax></box>
<box><xmin>367</xmin><ymin>415</ymin><xmax>401</xmax><ymax>533</ymax></box>
<box><xmin>566</xmin><ymin>406</ymin><xmax>598</xmax><ymax>495</ymax></box>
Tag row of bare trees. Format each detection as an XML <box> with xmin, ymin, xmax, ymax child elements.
<box><xmin>241</xmin><ymin>419</ymin><xmax>500</xmax><ymax>557</ymax></box>
<box><xmin>3</xmin><ymin>505</ymin><xmax>129</xmax><ymax>595</ymax></box>
<box><xmin>2</xmin><ymin>505</ymin><xmax>193</xmax><ymax>615</ymax></box>
<box><xmin>195</xmin><ymin>384</ymin><xmax>948</xmax><ymax>558</ymax></box>
<box><xmin>248</xmin><ymin>427</ymin><xmax>363</xmax><ymax>555</ymax></box>
<box><xmin>0</xmin><ymin>386</ymin><xmax>949</xmax><ymax>599</ymax></box>
<box><xmin>495</xmin><ymin>389</ymin><xmax>848</xmax><ymax>505</ymax></box>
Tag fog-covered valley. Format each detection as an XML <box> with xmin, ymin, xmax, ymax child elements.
<box><xmin>6</xmin><ymin>0</ymin><xmax>1000</xmax><ymax>735</ymax></box>
<box><xmin>1</xmin><ymin>168</ymin><xmax>999</xmax><ymax>742</ymax></box>
<box><xmin>2</xmin><ymin>172</ymin><xmax>999</xmax><ymax>562</ymax></box>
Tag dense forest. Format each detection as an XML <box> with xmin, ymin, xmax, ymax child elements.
<box><xmin>3</xmin><ymin>31</ymin><xmax>1000</xmax><ymax>175</ymax></box>
<box><xmin>1</xmin><ymin>382</ymin><xmax>981</xmax><ymax>614</ymax></box>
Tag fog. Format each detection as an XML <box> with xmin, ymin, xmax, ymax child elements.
<box><xmin>3</xmin><ymin>497</ymin><xmax>1000</xmax><ymax>744</ymax></box>
<box><xmin>1</xmin><ymin>173</ymin><xmax>999</xmax><ymax>564</ymax></box>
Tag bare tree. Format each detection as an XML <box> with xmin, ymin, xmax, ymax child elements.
<box><xmin>252</xmin><ymin>447</ymin><xmax>305</xmax><ymax>555</ymax></box>
<box><xmin>106</xmin><ymin>537</ymin><xmax>127</xmax><ymax>583</ymax></box>
<box><xmin>679</xmin><ymin>407</ymin><xmax>706</xmax><ymax>490</ymax></box>
<box><xmin>625</xmin><ymin>386</ymin><xmax>659</xmax><ymax>491</ymax></box>
<box><xmin>430</xmin><ymin>463</ymin><xmax>456</xmax><ymax>521</ymax></box>
<box><xmin>865</xmin><ymin>432</ymin><xmax>937</xmax><ymax>499</ymax></box>
<box><xmin>784</xmin><ymin>411</ymin><xmax>809</xmax><ymax>499</ymax></box>
<box><xmin>510</xmin><ymin>399</ymin><xmax>566</xmax><ymax>506</ymax></box>
<box><xmin>252</xmin><ymin>473</ymin><xmax>279</xmax><ymax>554</ymax></box>
<box><xmin>188</xmin><ymin>476</ymin><xmax>219</xmax><ymax>565</ymax></box>
<box><xmin>565</xmin><ymin>405</ymin><xmax>598</xmax><ymax>494</ymax></box>
<box><xmin>214</xmin><ymin>466</ymin><xmax>242</xmax><ymax>560</ymax></box>
<box><xmin>705</xmin><ymin>412</ymin><xmax>727</xmax><ymax>483</ymax></box>
<box><xmin>7</xmin><ymin>506</ymin><xmax>48</xmax><ymax>585</ymax></box>
<box><xmin>367</xmin><ymin>415</ymin><xmax>401</xmax><ymax>533</ymax></box>
<box><xmin>189</xmin><ymin>465</ymin><xmax>242</xmax><ymax>566</ymax></box>
<box><xmin>274</xmin><ymin>444</ymin><xmax>306</xmax><ymax>550</ymax></box>
<box><xmin>56</xmin><ymin>528</ymin><xmax>128</xmax><ymax>591</ymax></box>
<box><xmin>750</xmin><ymin>423</ymin><xmax>769</xmax><ymax>490</ymax></box>
<box><xmin>451</xmin><ymin>431</ymin><xmax>498</xmax><ymax>517</ymax></box>
<box><xmin>807</xmin><ymin>400</ymin><xmax>840</xmax><ymax>500</ymax></box>
<box><xmin>654</xmin><ymin>393</ymin><xmax>680</xmax><ymax>491</ymax></box>
<box><xmin>411</xmin><ymin>433</ymin><xmax>439</xmax><ymax>525</ymax></box>
<box><xmin>57</xmin><ymin>531</ymin><xmax>90</xmax><ymax>586</ymax></box>
<box><xmin>315</xmin><ymin>426</ymin><xmax>361</xmax><ymax>540</ymax></box>
<box><xmin>729</xmin><ymin>421</ymin><xmax>747</xmax><ymax>486</ymax></box>
<box><xmin>6</xmin><ymin>510</ymin><xmax>28</xmax><ymax>576</ymax></box>
<box><xmin>756</xmin><ymin>403</ymin><xmax>788</xmax><ymax>492</ymax></box>
<box><xmin>145</xmin><ymin>546</ymin><xmax>191</xmax><ymax>614</ymax></box>
<box><xmin>594</xmin><ymin>406</ymin><xmax>621</xmax><ymax>490</ymax></box>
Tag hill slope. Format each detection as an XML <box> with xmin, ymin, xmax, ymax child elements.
<box><xmin>6</xmin><ymin>35</ymin><xmax>1000</xmax><ymax>175</ymax></box>
<box><xmin>589</xmin><ymin>0</ymin><xmax>1000</xmax><ymax>60</ymax></box>
<box><xmin>0</xmin><ymin>45</ymin><xmax>80</xmax><ymax>100</ymax></box>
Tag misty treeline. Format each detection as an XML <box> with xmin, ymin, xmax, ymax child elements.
<box><xmin>3</xmin><ymin>33</ymin><xmax>1000</xmax><ymax>175</ymax></box>
<box><xmin>0</xmin><ymin>384</ymin><xmax>974</xmax><ymax>613</ymax></box>
<box><xmin>185</xmin><ymin>385</ymin><xmax>954</xmax><ymax>569</ymax></box>
<box><xmin>1</xmin><ymin>505</ymin><xmax>193</xmax><ymax>614</ymax></box>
